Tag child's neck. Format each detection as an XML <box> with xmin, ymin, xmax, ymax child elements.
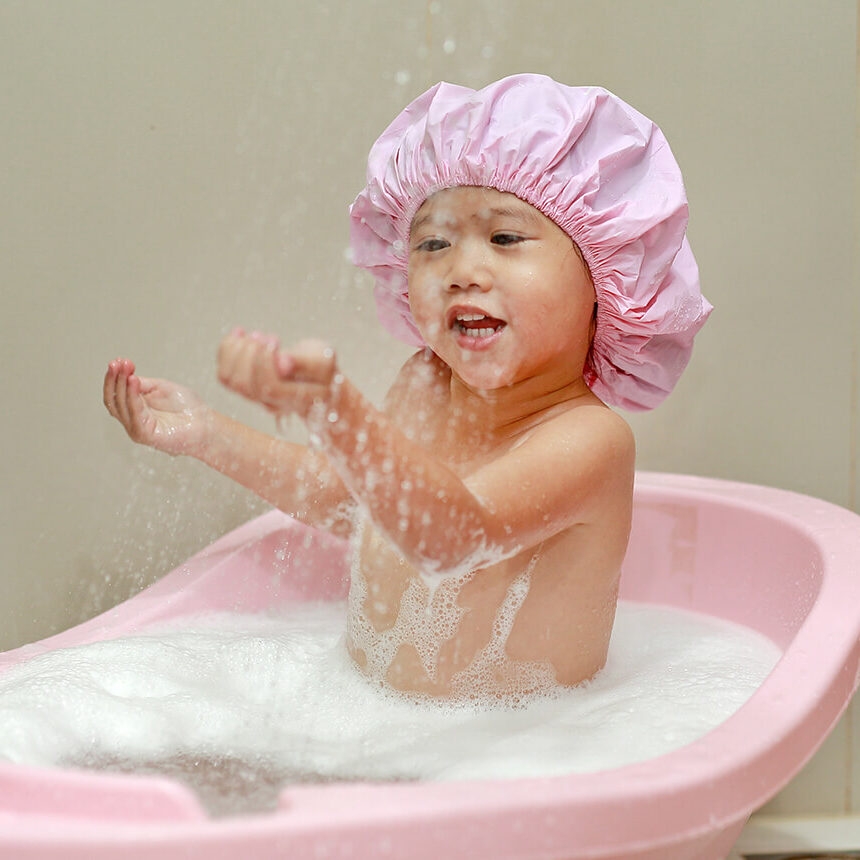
<box><xmin>448</xmin><ymin>366</ymin><xmax>596</xmax><ymax>440</ymax></box>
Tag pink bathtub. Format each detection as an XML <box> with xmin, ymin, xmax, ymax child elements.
<box><xmin>2</xmin><ymin>472</ymin><xmax>860</xmax><ymax>860</ymax></box>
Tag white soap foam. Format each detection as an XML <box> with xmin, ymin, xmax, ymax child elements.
<box><xmin>0</xmin><ymin>601</ymin><xmax>781</xmax><ymax>816</ymax></box>
<box><xmin>349</xmin><ymin>521</ymin><xmax>552</xmax><ymax>699</ymax></box>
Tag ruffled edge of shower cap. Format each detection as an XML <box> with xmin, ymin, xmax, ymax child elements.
<box><xmin>349</xmin><ymin>74</ymin><xmax>712</xmax><ymax>411</ymax></box>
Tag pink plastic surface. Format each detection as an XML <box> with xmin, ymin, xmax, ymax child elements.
<box><xmin>350</xmin><ymin>74</ymin><xmax>713</xmax><ymax>412</ymax></box>
<box><xmin>2</xmin><ymin>472</ymin><xmax>860</xmax><ymax>860</ymax></box>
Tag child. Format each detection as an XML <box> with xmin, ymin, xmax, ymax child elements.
<box><xmin>103</xmin><ymin>74</ymin><xmax>711</xmax><ymax>701</ymax></box>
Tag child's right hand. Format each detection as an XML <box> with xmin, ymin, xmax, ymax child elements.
<box><xmin>103</xmin><ymin>358</ymin><xmax>214</xmax><ymax>457</ymax></box>
<box><xmin>216</xmin><ymin>329</ymin><xmax>337</xmax><ymax>419</ymax></box>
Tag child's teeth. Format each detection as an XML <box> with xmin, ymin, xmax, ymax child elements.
<box><xmin>453</xmin><ymin>312</ymin><xmax>503</xmax><ymax>338</ymax></box>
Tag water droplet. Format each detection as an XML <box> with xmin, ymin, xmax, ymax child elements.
<box><xmin>394</xmin><ymin>70</ymin><xmax>411</xmax><ymax>86</ymax></box>
<box><xmin>442</xmin><ymin>38</ymin><xmax>456</xmax><ymax>54</ymax></box>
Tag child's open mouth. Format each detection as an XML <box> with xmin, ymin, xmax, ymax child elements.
<box><xmin>449</xmin><ymin>309</ymin><xmax>507</xmax><ymax>350</ymax></box>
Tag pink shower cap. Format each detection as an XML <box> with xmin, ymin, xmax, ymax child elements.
<box><xmin>349</xmin><ymin>74</ymin><xmax>712</xmax><ymax>411</ymax></box>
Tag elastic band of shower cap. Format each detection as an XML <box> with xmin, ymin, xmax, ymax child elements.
<box><xmin>349</xmin><ymin>73</ymin><xmax>713</xmax><ymax>412</ymax></box>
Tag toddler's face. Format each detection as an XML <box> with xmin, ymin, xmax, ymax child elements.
<box><xmin>408</xmin><ymin>187</ymin><xmax>595</xmax><ymax>390</ymax></box>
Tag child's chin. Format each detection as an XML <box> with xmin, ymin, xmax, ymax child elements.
<box><xmin>456</xmin><ymin>366</ymin><xmax>515</xmax><ymax>391</ymax></box>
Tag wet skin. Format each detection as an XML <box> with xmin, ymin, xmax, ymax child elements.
<box><xmin>103</xmin><ymin>187</ymin><xmax>635</xmax><ymax>697</ymax></box>
<box><xmin>352</xmin><ymin>350</ymin><xmax>633</xmax><ymax>695</ymax></box>
<box><xmin>350</xmin><ymin>188</ymin><xmax>634</xmax><ymax>693</ymax></box>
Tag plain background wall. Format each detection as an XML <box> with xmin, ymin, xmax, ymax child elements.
<box><xmin>1</xmin><ymin>0</ymin><xmax>857</xmax><ymax>816</ymax></box>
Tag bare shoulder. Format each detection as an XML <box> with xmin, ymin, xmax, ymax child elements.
<box><xmin>383</xmin><ymin>349</ymin><xmax>450</xmax><ymax>418</ymax></box>
<box><xmin>562</xmin><ymin>402</ymin><xmax>634</xmax><ymax>454</ymax></box>
<box><xmin>462</xmin><ymin>399</ymin><xmax>633</xmax><ymax>537</ymax></box>
<box><xmin>523</xmin><ymin>400</ymin><xmax>635</xmax><ymax>481</ymax></box>
<box><xmin>530</xmin><ymin>402</ymin><xmax>634</xmax><ymax>525</ymax></box>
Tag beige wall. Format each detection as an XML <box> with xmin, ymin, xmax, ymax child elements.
<box><xmin>1</xmin><ymin>0</ymin><xmax>857</xmax><ymax>816</ymax></box>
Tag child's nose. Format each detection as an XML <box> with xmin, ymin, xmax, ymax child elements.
<box><xmin>446</xmin><ymin>242</ymin><xmax>493</xmax><ymax>292</ymax></box>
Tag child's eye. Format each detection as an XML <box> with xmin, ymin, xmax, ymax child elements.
<box><xmin>491</xmin><ymin>233</ymin><xmax>524</xmax><ymax>246</ymax></box>
<box><xmin>415</xmin><ymin>238</ymin><xmax>450</xmax><ymax>252</ymax></box>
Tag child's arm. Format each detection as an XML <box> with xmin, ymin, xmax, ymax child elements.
<box><xmin>324</xmin><ymin>373</ymin><xmax>633</xmax><ymax>573</ymax></box>
<box><xmin>103</xmin><ymin>358</ymin><xmax>354</xmax><ymax>537</ymax></box>
<box><xmin>219</xmin><ymin>334</ymin><xmax>634</xmax><ymax>574</ymax></box>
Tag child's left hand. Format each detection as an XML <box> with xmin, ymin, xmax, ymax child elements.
<box><xmin>217</xmin><ymin>329</ymin><xmax>338</xmax><ymax>418</ymax></box>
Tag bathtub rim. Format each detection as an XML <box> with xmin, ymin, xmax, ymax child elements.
<box><xmin>1</xmin><ymin>471</ymin><xmax>859</xmax><ymax>855</ymax></box>
<box><xmin>267</xmin><ymin>471</ymin><xmax>860</xmax><ymax>850</ymax></box>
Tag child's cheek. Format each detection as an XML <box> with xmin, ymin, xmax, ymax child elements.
<box><xmin>408</xmin><ymin>282</ymin><xmax>445</xmax><ymax>340</ymax></box>
<box><xmin>413</xmin><ymin>306</ymin><xmax>444</xmax><ymax>344</ymax></box>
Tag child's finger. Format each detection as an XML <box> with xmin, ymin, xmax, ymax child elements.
<box><xmin>136</xmin><ymin>375</ymin><xmax>157</xmax><ymax>396</ymax></box>
<box><xmin>251</xmin><ymin>342</ymin><xmax>285</xmax><ymax>401</ymax></box>
<box><xmin>279</xmin><ymin>339</ymin><xmax>336</xmax><ymax>384</ymax></box>
<box><xmin>125</xmin><ymin>375</ymin><xmax>149</xmax><ymax>439</ymax></box>
<box><xmin>216</xmin><ymin>333</ymin><xmax>240</xmax><ymax>384</ymax></box>
<box><xmin>218</xmin><ymin>332</ymin><xmax>261</xmax><ymax>400</ymax></box>
<box><xmin>218</xmin><ymin>331</ymin><xmax>259</xmax><ymax>391</ymax></box>
<box><xmin>114</xmin><ymin>360</ymin><xmax>132</xmax><ymax>428</ymax></box>
<box><xmin>240</xmin><ymin>338</ymin><xmax>270</xmax><ymax>395</ymax></box>
<box><xmin>217</xmin><ymin>329</ymin><xmax>253</xmax><ymax>375</ymax></box>
<box><xmin>103</xmin><ymin>360</ymin><xmax>120</xmax><ymax>418</ymax></box>
<box><xmin>275</xmin><ymin>351</ymin><xmax>295</xmax><ymax>379</ymax></box>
